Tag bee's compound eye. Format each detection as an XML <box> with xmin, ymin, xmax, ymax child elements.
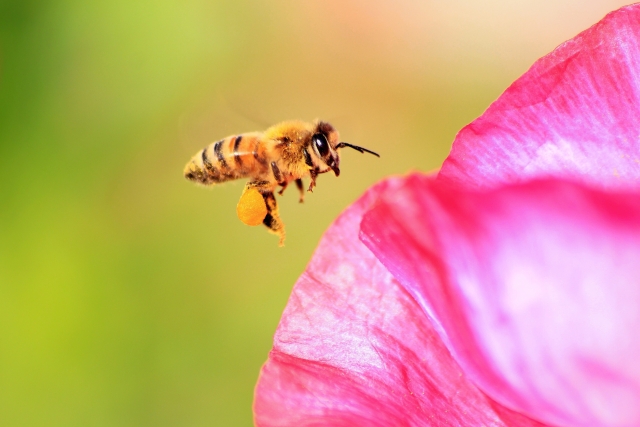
<box><xmin>312</xmin><ymin>133</ymin><xmax>330</xmax><ymax>158</ymax></box>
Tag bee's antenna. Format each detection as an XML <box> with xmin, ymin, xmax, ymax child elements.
<box><xmin>336</xmin><ymin>142</ymin><xmax>380</xmax><ymax>157</ymax></box>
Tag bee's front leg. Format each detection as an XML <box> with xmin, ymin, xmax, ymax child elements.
<box><xmin>307</xmin><ymin>169</ymin><xmax>318</xmax><ymax>192</ymax></box>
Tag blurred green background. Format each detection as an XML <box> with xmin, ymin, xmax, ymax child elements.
<box><xmin>0</xmin><ymin>1</ymin><xmax>630</xmax><ymax>425</ymax></box>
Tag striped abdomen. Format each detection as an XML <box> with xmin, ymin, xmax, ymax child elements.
<box><xmin>184</xmin><ymin>132</ymin><xmax>269</xmax><ymax>185</ymax></box>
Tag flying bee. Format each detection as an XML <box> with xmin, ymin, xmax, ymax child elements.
<box><xmin>183</xmin><ymin>120</ymin><xmax>379</xmax><ymax>246</ymax></box>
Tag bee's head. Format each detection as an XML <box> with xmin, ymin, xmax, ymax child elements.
<box><xmin>311</xmin><ymin>121</ymin><xmax>341</xmax><ymax>176</ymax></box>
<box><xmin>312</xmin><ymin>121</ymin><xmax>379</xmax><ymax>177</ymax></box>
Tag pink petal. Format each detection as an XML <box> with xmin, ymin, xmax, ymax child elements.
<box><xmin>439</xmin><ymin>5</ymin><xmax>640</xmax><ymax>191</ymax></box>
<box><xmin>361</xmin><ymin>174</ymin><xmax>640</xmax><ymax>427</ymax></box>
<box><xmin>254</xmin><ymin>179</ymin><xmax>547</xmax><ymax>427</ymax></box>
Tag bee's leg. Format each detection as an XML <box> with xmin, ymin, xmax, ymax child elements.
<box><xmin>270</xmin><ymin>161</ymin><xmax>291</xmax><ymax>198</ymax></box>
<box><xmin>277</xmin><ymin>181</ymin><xmax>288</xmax><ymax>196</ymax></box>
<box><xmin>261</xmin><ymin>191</ymin><xmax>285</xmax><ymax>246</ymax></box>
<box><xmin>237</xmin><ymin>181</ymin><xmax>271</xmax><ymax>226</ymax></box>
<box><xmin>295</xmin><ymin>179</ymin><xmax>304</xmax><ymax>203</ymax></box>
<box><xmin>307</xmin><ymin>169</ymin><xmax>318</xmax><ymax>192</ymax></box>
<box><xmin>244</xmin><ymin>180</ymin><xmax>285</xmax><ymax>246</ymax></box>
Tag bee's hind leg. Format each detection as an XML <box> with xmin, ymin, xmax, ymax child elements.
<box><xmin>261</xmin><ymin>191</ymin><xmax>286</xmax><ymax>246</ymax></box>
<box><xmin>240</xmin><ymin>180</ymin><xmax>285</xmax><ymax>246</ymax></box>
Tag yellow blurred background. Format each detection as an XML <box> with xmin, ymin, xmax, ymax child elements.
<box><xmin>0</xmin><ymin>1</ymin><xmax>630</xmax><ymax>425</ymax></box>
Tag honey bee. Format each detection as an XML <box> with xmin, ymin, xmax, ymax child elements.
<box><xmin>184</xmin><ymin>120</ymin><xmax>379</xmax><ymax>246</ymax></box>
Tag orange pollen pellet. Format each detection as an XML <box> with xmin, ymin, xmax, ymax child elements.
<box><xmin>236</xmin><ymin>187</ymin><xmax>268</xmax><ymax>226</ymax></box>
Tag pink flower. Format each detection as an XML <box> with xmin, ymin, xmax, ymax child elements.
<box><xmin>254</xmin><ymin>5</ymin><xmax>640</xmax><ymax>427</ymax></box>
